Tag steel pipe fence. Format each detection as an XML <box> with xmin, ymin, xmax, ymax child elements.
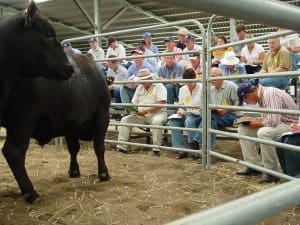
<box><xmin>62</xmin><ymin>10</ymin><xmax>300</xmax><ymax>225</ymax></box>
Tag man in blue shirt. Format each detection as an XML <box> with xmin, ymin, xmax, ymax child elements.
<box><xmin>120</xmin><ymin>48</ymin><xmax>155</xmax><ymax>103</ymax></box>
<box><xmin>157</xmin><ymin>54</ymin><xmax>184</xmax><ymax>104</ymax></box>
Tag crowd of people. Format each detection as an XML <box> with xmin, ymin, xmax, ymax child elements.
<box><xmin>63</xmin><ymin>25</ymin><xmax>300</xmax><ymax>182</ymax></box>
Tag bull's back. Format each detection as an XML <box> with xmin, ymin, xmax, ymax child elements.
<box><xmin>3</xmin><ymin>56</ymin><xmax>110</xmax><ymax>145</ymax></box>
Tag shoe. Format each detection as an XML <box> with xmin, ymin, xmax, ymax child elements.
<box><xmin>236</xmin><ymin>168</ymin><xmax>261</xmax><ymax>176</ymax></box>
<box><xmin>152</xmin><ymin>149</ymin><xmax>160</xmax><ymax>157</ymax></box>
<box><xmin>176</xmin><ymin>152</ymin><xmax>188</xmax><ymax>159</ymax></box>
<box><xmin>258</xmin><ymin>174</ymin><xmax>280</xmax><ymax>184</ymax></box>
<box><xmin>116</xmin><ymin>145</ymin><xmax>128</xmax><ymax>154</ymax></box>
<box><xmin>186</xmin><ymin>141</ymin><xmax>199</xmax><ymax>150</ymax></box>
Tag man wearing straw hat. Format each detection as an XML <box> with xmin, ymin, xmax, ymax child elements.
<box><xmin>116</xmin><ymin>69</ymin><xmax>167</xmax><ymax>156</ymax></box>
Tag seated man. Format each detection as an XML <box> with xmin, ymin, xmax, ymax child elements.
<box><xmin>106</xmin><ymin>55</ymin><xmax>128</xmax><ymax>104</ymax></box>
<box><xmin>236</xmin><ymin>79</ymin><xmax>297</xmax><ymax>183</ymax></box>
<box><xmin>259</xmin><ymin>37</ymin><xmax>291</xmax><ymax>89</ymax></box>
<box><xmin>157</xmin><ymin>53</ymin><xmax>184</xmax><ymax>104</ymax></box>
<box><xmin>276</xmin><ymin>122</ymin><xmax>300</xmax><ymax>178</ymax></box>
<box><xmin>168</xmin><ymin>69</ymin><xmax>202</xmax><ymax>159</ymax></box>
<box><xmin>190</xmin><ymin>67</ymin><xmax>239</xmax><ymax>151</ymax></box>
<box><xmin>116</xmin><ymin>69</ymin><xmax>167</xmax><ymax>156</ymax></box>
<box><xmin>120</xmin><ymin>48</ymin><xmax>155</xmax><ymax>103</ymax></box>
<box><xmin>219</xmin><ymin>51</ymin><xmax>247</xmax><ymax>85</ymax></box>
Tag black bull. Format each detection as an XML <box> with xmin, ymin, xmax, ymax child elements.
<box><xmin>0</xmin><ymin>1</ymin><xmax>111</xmax><ymax>203</ymax></box>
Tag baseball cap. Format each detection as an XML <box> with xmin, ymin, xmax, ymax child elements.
<box><xmin>89</xmin><ymin>37</ymin><xmax>97</xmax><ymax>42</ymax></box>
<box><xmin>164</xmin><ymin>36</ymin><xmax>174</xmax><ymax>42</ymax></box>
<box><xmin>62</xmin><ymin>41</ymin><xmax>71</xmax><ymax>48</ymax></box>
<box><xmin>143</xmin><ymin>32</ymin><xmax>153</xmax><ymax>38</ymax></box>
<box><xmin>189</xmin><ymin>52</ymin><xmax>200</xmax><ymax>60</ymax></box>
<box><xmin>184</xmin><ymin>34</ymin><xmax>195</xmax><ymax>41</ymax></box>
<box><xmin>131</xmin><ymin>48</ymin><xmax>144</xmax><ymax>55</ymax></box>
<box><xmin>237</xmin><ymin>79</ymin><xmax>259</xmax><ymax>105</ymax></box>
<box><xmin>107</xmin><ymin>36</ymin><xmax>116</xmax><ymax>46</ymax></box>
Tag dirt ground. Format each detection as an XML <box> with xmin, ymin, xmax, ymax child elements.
<box><xmin>0</xmin><ymin>137</ymin><xmax>299</xmax><ymax>225</ymax></box>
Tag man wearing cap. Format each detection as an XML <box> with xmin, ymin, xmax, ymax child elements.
<box><xmin>87</xmin><ymin>37</ymin><xmax>105</xmax><ymax>61</ymax></box>
<box><xmin>107</xmin><ymin>55</ymin><xmax>128</xmax><ymax>104</ymax></box>
<box><xmin>161</xmin><ymin>36</ymin><xmax>183</xmax><ymax>64</ymax></box>
<box><xmin>106</xmin><ymin>36</ymin><xmax>126</xmax><ymax>62</ymax></box>
<box><xmin>63</xmin><ymin>41</ymin><xmax>81</xmax><ymax>54</ymax></box>
<box><xmin>168</xmin><ymin>68</ymin><xmax>202</xmax><ymax>159</ymax></box>
<box><xmin>190</xmin><ymin>67</ymin><xmax>239</xmax><ymax>151</ymax></box>
<box><xmin>236</xmin><ymin>79</ymin><xmax>297</xmax><ymax>183</ymax></box>
<box><xmin>175</xmin><ymin>27</ymin><xmax>189</xmax><ymax>50</ymax></box>
<box><xmin>157</xmin><ymin>52</ymin><xmax>184</xmax><ymax>105</ymax></box>
<box><xmin>116</xmin><ymin>69</ymin><xmax>167</xmax><ymax>156</ymax></box>
<box><xmin>219</xmin><ymin>51</ymin><xmax>247</xmax><ymax>85</ymax></box>
<box><xmin>182</xmin><ymin>34</ymin><xmax>202</xmax><ymax>63</ymax></box>
<box><xmin>185</xmin><ymin>52</ymin><xmax>202</xmax><ymax>75</ymax></box>
<box><xmin>120</xmin><ymin>48</ymin><xmax>155</xmax><ymax>103</ymax></box>
<box><xmin>137</xmin><ymin>41</ymin><xmax>158</xmax><ymax>70</ymax></box>
<box><xmin>258</xmin><ymin>37</ymin><xmax>291</xmax><ymax>89</ymax></box>
<box><xmin>143</xmin><ymin>32</ymin><xmax>158</xmax><ymax>54</ymax></box>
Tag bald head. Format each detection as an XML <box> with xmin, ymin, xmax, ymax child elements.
<box><xmin>211</xmin><ymin>67</ymin><xmax>223</xmax><ymax>77</ymax></box>
<box><xmin>267</xmin><ymin>37</ymin><xmax>281</xmax><ymax>52</ymax></box>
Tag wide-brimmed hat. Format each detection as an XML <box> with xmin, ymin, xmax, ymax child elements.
<box><xmin>220</xmin><ymin>51</ymin><xmax>239</xmax><ymax>65</ymax></box>
<box><xmin>134</xmin><ymin>69</ymin><xmax>153</xmax><ymax>81</ymax></box>
<box><xmin>176</xmin><ymin>27</ymin><xmax>189</xmax><ymax>36</ymax></box>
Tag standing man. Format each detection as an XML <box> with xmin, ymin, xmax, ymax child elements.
<box><xmin>87</xmin><ymin>37</ymin><xmax>105</xmax><ymax>61</ymax></box>
<box><xmin>116</xmin><ymin>69</ymin><xmax>167</xmax><ymax>156</ymax></box>
<box><xmin>236</xmin><ymin>79</ymin><xmax>297</xmax><ymax>183</ymax></box>
<box><xmin>259</xmin><ymin>37</ymin><xmax>291</xmax><ymax>89</ymax></box>
<box><xmin>232</xmin><ymin>24</ymin><xmax>247</xmax><ymax>57</ymax></box>
<box><xmin>175</xmin><ymin>27</ymin><xmax>189</xmax><ymax>50</ymax></box>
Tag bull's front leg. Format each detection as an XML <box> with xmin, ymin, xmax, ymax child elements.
<box><xmin>2</xmin><ymin>139</ymin><xmax>39</xmax><ymax>203</ymax></box>
<box><xmin>65</xmin><ymin>137</ymin><xmax>81</xmax><ymax>178</ymax></box>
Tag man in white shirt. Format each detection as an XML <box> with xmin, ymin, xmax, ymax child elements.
<box><xmin>116</xmin><ymin>69</ymin><xmax>167</xmax><ymax>156</ymax></box>
<box><xmin>106</xmin><ymin>36</ymin><xmax>126</xmax><ymax>63</ymax></box>
<box><xmin>87</xmin><ymin>37</ymin><xmax>105</xmax><ymax>61</ymax></box>
<box><xmin>182</xmin><ymin>34</ymin><xmax>202</xmax><ymax>64</ymax></box>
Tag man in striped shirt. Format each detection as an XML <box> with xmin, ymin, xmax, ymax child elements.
<box><xmin>236</xmin><ymin>79</ymin><xmax>297</xmax><ymax>183</ymax></box>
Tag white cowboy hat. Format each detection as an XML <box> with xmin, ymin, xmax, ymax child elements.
<box><xmin>176</xmin><ymin>27</ymin><xmax>189</xmax><ymax>36</ymax></box>
<box><xmin>220</xmin><ymin>51</ymin><xmax>239</xmax><ymax>65</ymax></box>
<box><xmin>134</xmin><ymin>69</ymin><xmax>153</xmax><ymax>81</ymax></box>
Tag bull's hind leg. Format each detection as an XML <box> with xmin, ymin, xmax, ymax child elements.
<box><xmin>2</xmin><ymin>138</ymin><xmax>39</xmax><ymax>203</ymax></box>
<box><xmin>65</xmin><ymin>137</ymin><xmax>81</xmax><ymax>178</ymax></box>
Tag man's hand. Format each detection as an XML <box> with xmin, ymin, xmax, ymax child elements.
<box><xmin>290</xmin><ymin>123</ymin><xmax>300</xmax><ymax>132</ymax></box>
<box><xmin>249</xmin><ymin>117</ymin><xmax>264</xmax><ymax>129</ymax></box>
<box><xmin>137</xmin><ymin>109</ymin><xmax>148</xmax><ymax>116</ymax></box>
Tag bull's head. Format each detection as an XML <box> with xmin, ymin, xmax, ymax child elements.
<box><xmin>1</xmin><ymin>1</ymin><xmax>74</xmax><ymax>80</ymax></box>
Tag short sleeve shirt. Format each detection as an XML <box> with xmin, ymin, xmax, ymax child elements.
<box><xmin>211</xmin><ymin>80</ymin><xmax>239</xmax><ymax>107</ymax></box>
<box><xmin>178</xmin><ymin>83</ymin><xmax>202</xmax><ymax>111</ymax></box>
<box><xmin>241</xmin><ymin>43</ymin><xmax>265</xmax><ymax>62</ymax></box>
<box><xmin>262</xmin><ymin>47</ymin><xmax>291</xmax><ymax>72</ymax></box>
<box><xmin>132</xmin><ymin>83</ymin><xmax>167</xmax><ymax>111</ymax></box>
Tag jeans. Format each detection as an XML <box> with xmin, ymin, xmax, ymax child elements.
<box><xmin>276</xmin><ymin>133</ymin><xmax>300</xmax><ymax>177</ymax></box>
<box><xmin>168</xmin><ymin>115</ymin><xmax>202</xmax><ymax>148</ymax></box>
<box><xmin>120</xmin><ymin>86</ymin><xmax>136</xmax><ymax>103</ymax></box>
<box><xmin>165</xmin><ymin>83</ymin><xmax>180</xmax><ymax>104</ymax></box>
<box><xmin>193</xmin><ymin>112</ymin><xmax>237</xmax><ymax>150</ymax></box>
<box><xmin>259</xmin><ymin>77</ymin><xmax>290</xmax><ymax>89</ymax></box>
<box><xmin>111</xmin><ymin>87</ymin><xmax>121</xmax><ymax>103</ymax></box>
<box><xmin>291</xmin><ymin>53</ymin><xmax>300</xmax><ymax>71</ymax></box>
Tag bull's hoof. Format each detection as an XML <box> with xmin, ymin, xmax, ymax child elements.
<box><xmin>23</xmin><ymin>191</ymin><xmax>40</xmax><ymax>204</ymax></box>
<box><xmin>69</xmin><ymin>170</ymin><xmax>81</xmax><ymax>178</ymax></box>
<box><xmin>99</xmin><ymin>173</ymin><xmax>111</xmax><ymax>182</ymax></box>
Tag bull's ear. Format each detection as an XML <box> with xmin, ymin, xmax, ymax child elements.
<box><xmin>24</xmin><ymin>1</ymin><xmax>37</xmax><ymax>27</ymax></box>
